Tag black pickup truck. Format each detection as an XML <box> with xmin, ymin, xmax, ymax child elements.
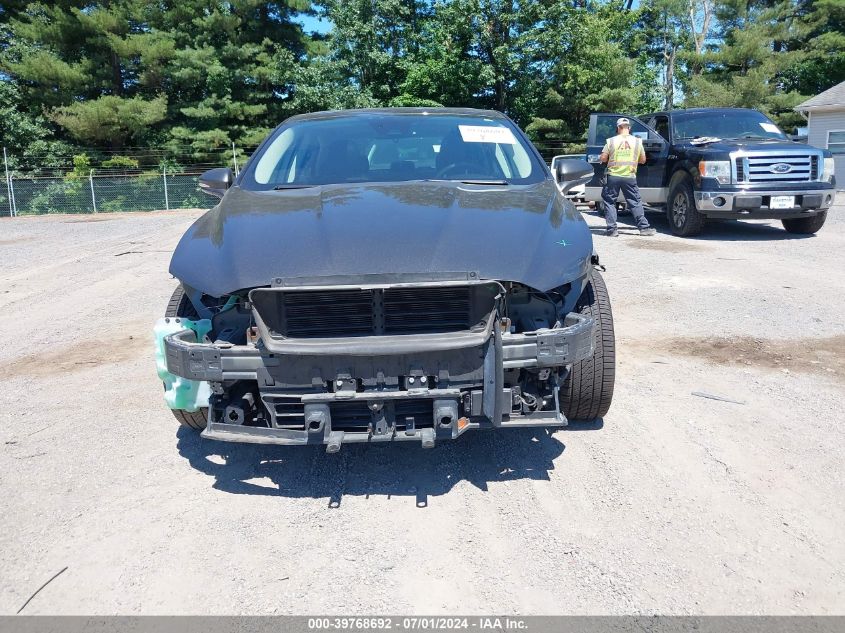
<box><xmin>583</xmin><ymin>108</ymin><xmax>837</xmax><ymax>236</ymax></box>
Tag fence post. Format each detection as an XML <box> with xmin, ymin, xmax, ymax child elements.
<box><xmin>3</xmin><ymin>147</ymin><xmax>14</xmax><ymax>217</ymax></box>
<box><xmin>232</xmin><ymin>141</ymin><xmax>239</xmax><ymax>177</ymax></box>
<box><xmin>163</xmin><ymin>166</ymin><xmax>170</xmax><ymax>211</ymax></box>
<box><xmin>89</xmin><ymin>169</ymin><xmax>97</xmax><ymax>213</ymax></box>
<box><xmin>9</xmin><ymin>176</ymin><xmax>17</xmax><ymax>217</ymax></box>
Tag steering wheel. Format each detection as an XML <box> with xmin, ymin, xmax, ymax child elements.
<box><xmin>435</xmin><ymin>162</ymin><xmax>478</xmax><ymax>179</ymax></box>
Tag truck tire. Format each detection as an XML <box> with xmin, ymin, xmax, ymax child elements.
<box><xmin>560</xmin><ymin>271</ymin><xmax>615</xmax><ymax>421</ymax></box>
<box><xmin>668</xmin><ymin>177</ymin><xmax>705</xmax><ymax>237</ymax></box>
<box><xmin>164</xmin><ymin>285</ymin><xmax>208</xmax><ymax>431</ymax></box>
<box><xmin>782</xmin><ymin>211</ymin><xmax>827</xmax><ymax>234</ymax></box>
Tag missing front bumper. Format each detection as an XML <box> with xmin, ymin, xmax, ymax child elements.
<box><xmin>159</xmin><ymin>312</ymin><xmax>595</xmax><ymax>449</ymax></box>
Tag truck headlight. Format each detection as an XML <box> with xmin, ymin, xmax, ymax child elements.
<box><xmin>822</xmin><ymin>157</ymin><xmax>835</xmax><ymax>182</ymax></box>
<box><xmin>699</xmin><ymin>160</ymin><xmax>731</xmax><ymax>184</ymax></box>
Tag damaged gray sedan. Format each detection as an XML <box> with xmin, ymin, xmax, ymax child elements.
<box><xmin>154</xmin><ymin>108</ymin><xmax>614</xmax><ymax>451</ymax></box>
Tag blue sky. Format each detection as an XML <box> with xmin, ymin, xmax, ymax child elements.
<box><xmin>297</xmin><ymin>13</ymin><xmax>332</xmax><ymax>35</ymax></box>
<box><xmin>294</xmin><ymin>3</ymin><xmax>645</xmax><ymax>36</ymax></box>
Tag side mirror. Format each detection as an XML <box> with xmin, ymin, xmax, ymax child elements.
<box><xmin>198</xmin><ymin>167</ymin><xmax>234</xmax><ymax>199</ymax></box>
<box><xmin>553</xmin><ymin>159</ymin><xmax>595</xmax><ymax>193</ymax></box>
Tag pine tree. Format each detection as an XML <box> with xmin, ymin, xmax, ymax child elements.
<box><xmin>2</xmin><ymin>1</ymin><xmax>170</xmax><ymax>147</ymax></box>
<box><xmin>1</xmin><ymin>1</ymin><xmax>312</xmax><ymax>151</ymax></box>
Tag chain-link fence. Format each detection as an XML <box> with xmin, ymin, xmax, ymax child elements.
<box><xmin>1</xmin><ymin>142</ymin><xmax>247</xmax><ymax>217</ymax></box>
<box><xmin>1</xmin><ymin>138</ymin><xmax>586</xmax><ymax>218</ymax></box>
<box><xmin>2</xmin><ymin>170</ymin><xmax>210</xmax><ymax>217</ymax></box>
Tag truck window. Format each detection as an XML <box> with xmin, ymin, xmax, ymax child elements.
<box><xmin>595</xmin><ymin>115</ymin><xmax>650</xmax><ymax>144</ymax></box>
<box><xmin>653</xmin><ymin>116</ymin><xmax>670</xmax><ymax>141</ymax></box>
<box><xmin>673</xmin><ymin>110</ymin><xmax>787</xmax><ymax>141</ymax></box>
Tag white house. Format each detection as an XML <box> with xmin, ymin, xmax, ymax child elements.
<box><xmin>795</xmin><ymin>81</ymin><xmax>845</xmax><ymax>188</ymax></box>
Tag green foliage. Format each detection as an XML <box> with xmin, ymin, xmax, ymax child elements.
<box><xmin>274</xmin><ymin>49</ymin><xmax>381</xmax><ymax>115</ymax></box>
<box><xmin>682</xmin><ymin>0</ymin><xmax>843</xmax><ymax>129</ymax></box>
<box><xmin>529</xmin><ymin>2</ymin><xmax>647</xmax><ymax>140</ymax></box>
<box><xmin>66</xmin><ymin>154</ymin><xmax>92</xmax><ymax>180</ymax></box>
<box><xmin>101</xmin><ymin>156</ymin><xmax>140</xmax><ymax>169</ymax></box>
<box><xmin>52</xmin><ymin>95</ymin><xmax>168</xmax><ymax>146</ymax></box>
<box><xmin>1</xmin><ymin>1</ymin><xmax>309</xmax><ymax>152</ymax></box>
<box><xmin>388</xmin><ymin>95</ymin><xmax>443</xmax><ymax>108</ymax></box>
<box><xmin>321</xmin><ymin>0</ymin><xmax>429</xmax><ymax>103</ymax></box>
<box><xmin>0</xmin><ymin>80</ymin><xmax>74</xmax><ymax>171</ymax></box>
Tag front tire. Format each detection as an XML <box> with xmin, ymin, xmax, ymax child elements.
<box><xmin>782</xmin><ymin>211</ymin><xmax>827</xmax><ymax>234</ymax></box>
<box><xmin>668</xmin><ymin>177</ymin><xmax>705</xmax><ymax>237</ymax></box>
<box><xmin>164</xmin><ymin>285</ymin><xmax>208</xmax><ymax>431</ymax></box>
<box><xmin>560</xmin><ymin>271</ymin><xmax>615</xmax><ymax>421</ymax></box>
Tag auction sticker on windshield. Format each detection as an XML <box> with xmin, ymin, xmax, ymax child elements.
<box><xmin>760</xmin><ymin>122</ymin><xmax>781</xmax><ymax>134</ymax></box>
<box><xmin>459</xmin><ymin>125</ymin><xmax>518</xmax><ymax>144</ymax></box>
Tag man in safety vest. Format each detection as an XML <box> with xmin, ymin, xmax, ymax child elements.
<box><xmin>599</xmin><ymin>118</ymin><xmax>656</xmax><ymax>237</ymax></box>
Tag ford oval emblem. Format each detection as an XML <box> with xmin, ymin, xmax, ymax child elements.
<box><xmin>770</xmin><ymin>163</ymin><xmax>792</xmax><ymax>174</ymax></box>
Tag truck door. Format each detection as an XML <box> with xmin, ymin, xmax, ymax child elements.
<box><xmin>585</xmin><ymin>113</ymin><xmax>669</xmax><ymax>204</ymax></box>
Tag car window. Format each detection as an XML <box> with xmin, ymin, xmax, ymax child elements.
<box><xmin>254</xmin><ymin>128</ymin><xmax>295</xmax><ymax>184</ymax></box>
<box><xmin>246</xmin><ymin>113</ymin><xmax>543</xmax><ymax>188</ymax></box>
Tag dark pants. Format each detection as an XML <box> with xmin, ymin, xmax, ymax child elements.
<box><xmin>602</xmin><ymin>175</ymin><xmax>650</xmax><ymax>230</ymax></box>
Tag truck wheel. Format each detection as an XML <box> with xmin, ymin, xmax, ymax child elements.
<box><xmin>164</xmin><ymin>285</ymin><xmax>208</xmax><ymax>431</ymax></box>
<box><xmin>560</xmin><ymin>271</ymin><xmax>615</xmax><ymax>422</ymax></box>
<box><xmin>668</xmin><ymin>178</ymin><xmax>705</xmax><ymax>237</ymax></box>
<box><xmin>782</xmin><ymin>211</ymin><xmax>827</xmax><ymax>234</ymax></box>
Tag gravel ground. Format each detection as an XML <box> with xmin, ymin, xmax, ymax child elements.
<box><xmin>0</xmin><ymin>203</ymin><xmax>843</xmax><ymax>615</ymax></box>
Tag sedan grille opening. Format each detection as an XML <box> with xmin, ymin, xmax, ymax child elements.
<box><xmin>384</xmin><ymin>287</ymin><xmax>473</xmax><ymax>334</ymax></box>
<box><xmin>250</xmin><ymin>283</ymin><xmax>498</xmax><ymax>339</ymax></box>
<box><xmin>283</xmin><ymin>289</ymin><xmax>374</xmax><ymax>337</ymax></box>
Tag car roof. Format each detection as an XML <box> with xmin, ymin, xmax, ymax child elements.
<box><xmin>285</xmin><ymin>107</ymin><xmax>509</xmax><ymax>123</ymax></box>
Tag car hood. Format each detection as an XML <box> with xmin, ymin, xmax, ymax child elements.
<box><xmin>170</xmin><ymin>180</ymin><xmax>592</xmax><ymax>297</ymax></box>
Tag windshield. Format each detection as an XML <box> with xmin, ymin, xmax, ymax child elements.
<box><xmin>242</xmin><ymin>113</ymin><xmax>544</xmax><ymax>189</ymax></box>
<box><xmin>672</xmin><ymin>111</ymin><xmax>787</xmax><ymax>142</ymax></box>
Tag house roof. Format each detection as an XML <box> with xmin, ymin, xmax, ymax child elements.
<box><xmin>795</xmin><ymin>81</ymin><xmax>845</xmax><ymax>110</ymax></box>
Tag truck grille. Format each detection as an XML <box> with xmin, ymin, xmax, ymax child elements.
<box><xmin>251</xmin><ymin>284</ymin><xmax>495</xmax><ymax>339</ymax></box>
<box><xmin>735</xmin><ymin>158</ymin><xmax>745</xmax><ymax>181</ymax></box>
<box><xmin>736</xmin><ymin>154</ymin><xmax>816</xmax><ymax>183</ymax></box>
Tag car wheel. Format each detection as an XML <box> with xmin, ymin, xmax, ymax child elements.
<box><xmin>668</xmin><ymin>178</ymin><xmax>705</xmax><ymax>237</ymax></box>
<box><xmin>164</xmin><ymin>285</ymin><xmax>208</xmax><ymax>431</ymax></box>
<box><xmin>560</xmin><ymin>271</ymin><xmax>615</xmax><ymax>422</ymax></box>
<box><xmin>782</xmin><ymin>211</ymin><xmax>827</xmax><ymax>234</ymax></box>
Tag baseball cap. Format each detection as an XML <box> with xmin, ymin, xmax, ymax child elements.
<box><xmin>616</xmin><ymin>117</ymin><xmax>631</xmax><ymax>127</ymax></box>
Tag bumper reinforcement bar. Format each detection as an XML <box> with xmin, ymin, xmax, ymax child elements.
<box><xmin>158</xmin><ymin>312</ymin><xmax>595</xmax><ymax>450</ymax></box>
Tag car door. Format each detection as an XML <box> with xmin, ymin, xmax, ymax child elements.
<box><xmin>585</xmin><ymin>113</ymin><xmax>669</xmax><ymax>204</ymax></box>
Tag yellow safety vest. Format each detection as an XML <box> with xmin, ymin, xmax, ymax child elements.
<box><xmin>605</xmin><ymin>135</ymin><xmax>642</xmax><ymax>178</ymax></box>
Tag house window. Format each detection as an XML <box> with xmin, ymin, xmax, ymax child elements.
<box><xmin>828</xmin><ymin>130</ymin><xmax>845</xmax><ymax>155</ymax></box>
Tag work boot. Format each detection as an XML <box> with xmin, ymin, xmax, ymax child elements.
<box><xmin>606</xmin><ymin>228</ymin><xmax>619</xmax><ymax>237</ymax></box>
<box><xmin>639</xmin><ymin>227</ymin><xmax>656</xmax><ymax>236</ymax></box>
